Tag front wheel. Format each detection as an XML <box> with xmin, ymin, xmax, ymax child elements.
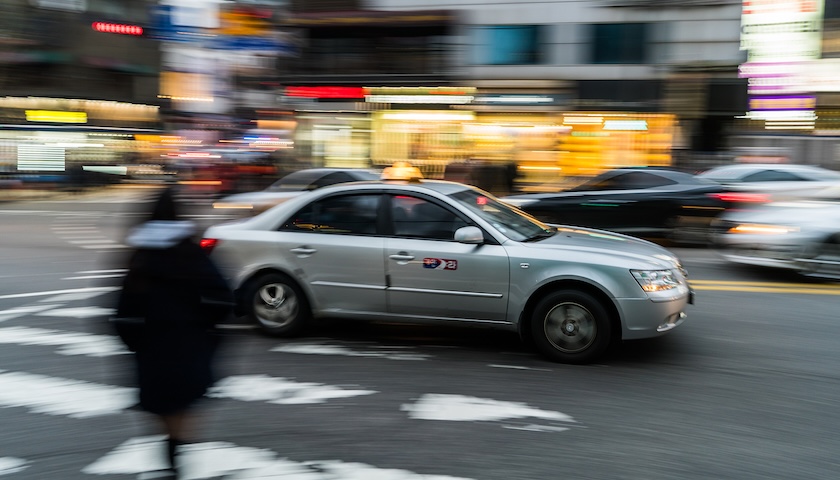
<box><xmin>530</xmin><ymin>290</ymin><xmax>612</xmax><ymax>364</ymax></box>
<box><xmin>243</xmin><ymin>273</ymin><xmax>310</xmax><ymax>336</ymax></box>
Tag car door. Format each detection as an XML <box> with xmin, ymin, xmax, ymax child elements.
<box><xmin>384</xmin><ymin>193</ymin><xmax>509</xmax><ymax>322</ymax></box>
<box><xmin>278</xmin><ymin>192</ymin><xmax>387</xmax><ymax>315</ymax></box>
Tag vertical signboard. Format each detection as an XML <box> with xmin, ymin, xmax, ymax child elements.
<box><xmin>739</xmin><ymin>0</ymin><xmax>825</xmax><ymax>127</ymax></box>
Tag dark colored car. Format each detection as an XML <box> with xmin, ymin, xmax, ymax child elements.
<box><xmin>213</xmin><ymin>168</ymin><xmax>381</xmax><ymax>214</ymax></box>
<box><xmin>502</xmin><ymin>168</ymin><xmax>734</xmax><ymax>244</ymax></box>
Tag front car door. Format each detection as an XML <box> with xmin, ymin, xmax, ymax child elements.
<box><xmin>384</xmin><ymin>193</ymin><xmax>509</xmax><ymax>323</ymax></box>
<box><xmin>278</xmin><ymin>192</ymin><xmax>387</xmax><ymax>315</ymax></box>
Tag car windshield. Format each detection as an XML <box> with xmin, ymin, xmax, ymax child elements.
<box><xmin>266</xmin><ymin>171</ymin><xmax>325</xmax><ymax>192</ymax></box>
<box><xmin>449</xmin><ymin>189</ymin><xmax>554</xmax><ymax>242</ymax></box>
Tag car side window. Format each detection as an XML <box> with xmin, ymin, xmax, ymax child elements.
<box><xmin>280</xmin><ymin>194</ymin><xmax>380</xmax><ymax>235</ymax></box>
<box><xmin>742</xmin><ymin>170</ymin><xmax>805</xmax><ymax>182</ymax></box>
<box><xmin>390</xmin><ymin>195</ymin><xmax>468</xmax><ymax>240</ymax></box>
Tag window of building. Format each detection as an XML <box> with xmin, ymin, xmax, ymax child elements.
<box><xmin>473</xmin><ymin>25</ymin><xmax>544</xmax><ymax>65</ymax></box>
<box><xmin>590</xmin><ymin>23</ymin><xmax>650</xmax><ymax>64</ymax></box>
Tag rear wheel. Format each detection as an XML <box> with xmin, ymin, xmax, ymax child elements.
<box><xmin>530</xmin><ymin>290</ymin><xmax>612</xmax><ymax>364</ymax></box>
<box><xmin>244</xmin><ymin>273</ymin><xmax>310</xmax><ymax>336</ymax></box>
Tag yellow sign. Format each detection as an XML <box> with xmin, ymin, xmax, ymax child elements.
<box><xmin>25</xmin><ymin>110</ymin><xmax>87</xmax><ymax>123</ymax></box>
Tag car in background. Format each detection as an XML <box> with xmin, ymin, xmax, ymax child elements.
<box><xmin>212</xmin><ymin>167</ymin><xmax>380</xmax><ymax>214</ymax></box>
<box><xmin>712</xmin><ymin>198</ymin><xmax>840</xmax><ymax>278</ymax></box>
<box><xmin>501</xmin><ymin>168</ymin><xmax>736</xmax><ymax>245</ymax></box>
<box><xmin>697</xmin><ymin>163</ymin><xmax>840</xmax><ymax>199</ymax></box>
<box><xmin>201</xmin><ymin>173</ymin><xmax>693</xmax><ymax>364</ymax></box>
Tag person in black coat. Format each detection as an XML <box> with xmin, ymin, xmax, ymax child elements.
<box><xmin>114</xmin><ymin>187</ymin><xmax>233</xmax><ymax>478</ymax></box>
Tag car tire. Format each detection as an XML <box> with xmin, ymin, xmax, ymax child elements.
<box><xmin>530</xmin><ymin>290</ymin><xmax>612</xmax><ymax>364</ymax></box>
<box><xmin>799</xmin><ymin>234</ymin><xmax>840</xmax><ymax>278</ymax></box>
<box><xmin>244</xmin><ymin>272</ymin><xmax>310</xmax><ymax>336</ymax></box>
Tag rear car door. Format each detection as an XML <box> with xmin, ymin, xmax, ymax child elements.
<box><xmin>278</xmin><ymin>192</ymin><xmax>387</xmax><ymax>315</ymax></box>
<box><xmin>384</xmin><ymin>193</ymin><xmax>509</xmax><ymax>322</ymax></box>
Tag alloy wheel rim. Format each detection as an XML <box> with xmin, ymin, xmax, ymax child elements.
<box><xmin>544</xmin><ymin>302</ymin><xmax>597</xmax><ymax>353</ymax></box>
<box><xmin>254</xmin><ymin>283</ymin><xmax>298</xmax><ymax>328</ymax></box>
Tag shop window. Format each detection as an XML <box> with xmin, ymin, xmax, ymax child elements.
<box><xmin>473</xmin><ymin>25</ymin><xmax>544</xmax><ymax>65</ymax></box>
<box><xmin>590</xmin><ymin>23</ymin><xmax>650</xmax><ymax>64</ymax></box>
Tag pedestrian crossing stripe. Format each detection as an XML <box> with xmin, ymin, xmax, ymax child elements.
<box><xmin>83</xmin><ymin>436</ymin><xmax>476</xmax><ymax>479</ymax></box>
<box><xmin>0</xmin><ymin>326</ymin><xmax>128</xmax><ymax>357</ymax></box>
<box><xmin>0</xmin><ymin>370</ymin><xmax>378</xmax><ymax>419</ymax></box>
<box><xmin>0</xmin><ymin>457</ymin><xmax>29</xmax><ymax>476</ymax></box>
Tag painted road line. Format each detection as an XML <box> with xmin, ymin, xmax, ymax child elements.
<box><xmin>209</xmin><ymin>374</ymin><xmax>377</xmax><ymax>404</ymax></box>
<box><xmin>0</xmin><ymin>326</ymin><xmax>128</xmax><ymax>357</ymax></box>
<box><xmin>84</xmin><ymin>436</ymin><xmax>476</xmax><ymax>479</ymax></box>
<box><xmin>690</xmin><ymin>280</ymin><xmax>840</xmax><ymax>288</ymax></box>
<box><xmin>36</xmin><ymin>306</ymin><xmax>116</xmax><ymax>318</ymax></box>
<box><xmin>401</xmin><ymin>393</ymin><xmax>576</xmax><ymax>429</ymax></box>
<box><xmin>0</xmin><ymin>305</ymin><xmax>59</xmax><ymax>322</ymax></box>
<box><xmin>272</xmin><ymin>341</ymin><xmax>431</xmax><ymax>361</ymax></box>
<box><xmin>77</xmin><ymin>269</ymin><xmax>128</xmax><ymax>274</ymax></box>
<box><xmin>61</xmin><ymin>274</ymin><xmax>126</xmax><ymax>280</ymax></box>
<box><xmin>0</xmin><ymin>370</ymin><xmax>377</xmax><ymax>420</ymax></box>
<box><xmin>0</xmin><ymin>287</ymin><xmax>118</xmax><ymax>300</ymax></box>
<box><xmin>40</xmin><ymin>291</ymin><xmax>112</xmax><ymax>303</ymax></box>
<box><xmin>488</xmin><ymin>364</ymin><xmax>552</xmax><ymax>372</ymax></box>
<box><xmin>0</xmin><ymin>458</ymin><xmax>29</xmax><ymax>476</ymax></box>
<box><xmin>689</xmin><ymin>280</ymin><xmax>840</xmax><ymax>295</ymax></box>
<box><xmin>0</xmin><ymin>370</ymin><xmax>135</xmax><ymax>418</ymax></box>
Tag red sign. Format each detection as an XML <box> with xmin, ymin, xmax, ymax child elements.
<box><xmin>92</xmin><ymin>22</ymin><xmax>144</xmax><ymax>36</ymax></box>
<box><xmin>284</xmin><ymin>86</ymin><xmax>365</xmax><ymax>99</ymax></box>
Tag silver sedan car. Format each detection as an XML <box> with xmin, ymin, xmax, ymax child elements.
<box><xmin>202</xmin><ymin>179</ymin><xmax>693</xmax><ymax>364</ymax></box>
<box><xmin>713</xmin><ymin>199</ymin><xmax>840</xmax><ymax>278</ymax></box>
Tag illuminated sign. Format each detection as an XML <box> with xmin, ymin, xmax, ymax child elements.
<box><xmin>284</xmin><ymin>86</ymin><xmax>366</xmax><ymax>99</ymax></box>
<box><xmin>364</xmin><ymin>95</ymin><xmax>474</xmax><ymax>104</ymax></box>
<box><xmin>25</xmin><ymin>110</ymin><xmax>87</xmax><ymax>123</ymax></box>
<box><xmin>749</xmin><ymin>95</ymin><xmax>816</xmax><ymax>110</ymax></box>
<box><xmin>740</xmin><ymin>0</ymin><xmax>824</xmax><ymax>62</ymax></box>
<box><xmin>92</xmin><ymin>22</ymin><xmax>144</xmax><ymax>36</ymax></box>
<box><xmin>603</xmin><ymin>120</ymin><xmax>648</xmax><ymax>131</ymax></box>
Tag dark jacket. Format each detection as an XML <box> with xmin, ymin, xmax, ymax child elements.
<box><xmin>115</xmin><ymin>220</ymin><xmax>234</xmax><ymax>415</ymax></box>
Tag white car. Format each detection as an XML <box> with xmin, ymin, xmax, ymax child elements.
<box><xmin>202</xmin><ymin>177</ymin><xmax>693</xmax><ymax>364</ymax></box>
<box><xmin>713</xmin><ymin>199</ymin><xmax>840</xmax><ymax>278</ymax></box>
<box><xmin>698</xmin><ymin>163</ymin><xmax>840</xmax><ymax>199</ymax></box>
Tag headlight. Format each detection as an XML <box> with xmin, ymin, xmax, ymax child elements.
<box><xmin>631</xmin><ymin>269</ymin><xmax>688</xmax><ymax>302</ymax></box>
<box><xmin>727</xmin><ymin>223</ymin><xmax>799</xmax><ymax>234</ymax></box>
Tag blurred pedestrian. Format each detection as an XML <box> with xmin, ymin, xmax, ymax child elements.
<box><xmin>112</xmin><ymin>187</ymin><xmax>234</xmax><ymax>478</ymax></box>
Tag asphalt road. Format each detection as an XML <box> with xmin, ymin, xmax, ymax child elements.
<box><xmin>0</xmin><ymin>186</ymin><xmax>838</xmax><ymax>479</ymax></box>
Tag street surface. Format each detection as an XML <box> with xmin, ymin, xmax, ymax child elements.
<box><xmin>0</xmin><ymin>186</ymin><xmax>838</xmax><ymax>479</ymax></box>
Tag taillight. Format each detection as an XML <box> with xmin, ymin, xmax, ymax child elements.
<box><xmin>199</xmin><ymin>238</ymin><xmax>219</xmax><ymax>253</ymax></box>
<box><xmin>707</xmin><ymin>192</ymin><xmax>771</xmax><ymax>204</ymax></box>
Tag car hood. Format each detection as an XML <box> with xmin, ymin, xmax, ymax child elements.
<box><xmin>522</xmin><ymin>224</ymin><xmax>681</xmax><ymax>270</ymax></box>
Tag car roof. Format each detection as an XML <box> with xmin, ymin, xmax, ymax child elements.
<box><xmin>324</xmin><ymin>179</ymin><xmax>478</xmax><ymax>195</ymax></box>
<box><xmin>699</xmin><ymin>163</ymin><xmax>840</xmax><ymax>179</ymax></box>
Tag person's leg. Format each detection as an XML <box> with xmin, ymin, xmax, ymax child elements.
<box><xmin>159</xmin><ymin>412</ymin><xmax>193</xmax><ymax>475</ymax></box>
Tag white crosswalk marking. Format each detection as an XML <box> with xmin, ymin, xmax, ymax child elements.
<box><xmin>83</xmin><ymin>436</ymin><xmax>477</xmax><ymax>479</ymax></box>
<box><xmin>0</xmin><ymin>457</ymin><xmax>29</xmax><ymax>475</ymax></box>
<box><xmin>209</xmin><ymin>375</ymin><xmax>377</xmax><ymax>404</ymax></box>
<box><xmin>0</xmin><ymin>326</ymin><xmax>128</xmax><ymax>357</ymax></box>
<box><xmin>401</xmin><ymin>393</ymin><xmax>575</xmax><ymax>430</ymax></box>
<box><xmin>36</xmin><ymin>306</ymin><xmax>116</xmax><ymax>318</ymax></box>
<box><xmin>0</xmin><ymin>305</ymin><xmax>59</xmax><ymax>322</ymax></box>
<box><xmin>0</xmin><ymin>370</ymin><xmax>135</xmax><ymax>418</ymax></box>
<box><xmin>0</xmin><ymin>369</ymin><xmax>377</xmax><ymax>420</ymax></box>
<box><xmin>272</xmin><ymin>342</ymin><xmax>431</xmax><ymax>361</ymax></box>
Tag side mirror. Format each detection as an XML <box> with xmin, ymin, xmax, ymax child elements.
<box><xmin>454</xmin><ymin>226</ymin><xmax>484</xmax><ymax>244</ymax></box>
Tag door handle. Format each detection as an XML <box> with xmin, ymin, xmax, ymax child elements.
<box><xmin>291</xmin><ymin>246</ymin><xmax>317</xmax><ymax>255</ymax></box>
<box><xmin>389</xmin><ymin>253</ymin><xmax>415</xmax><ymax>262</ymax></box>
